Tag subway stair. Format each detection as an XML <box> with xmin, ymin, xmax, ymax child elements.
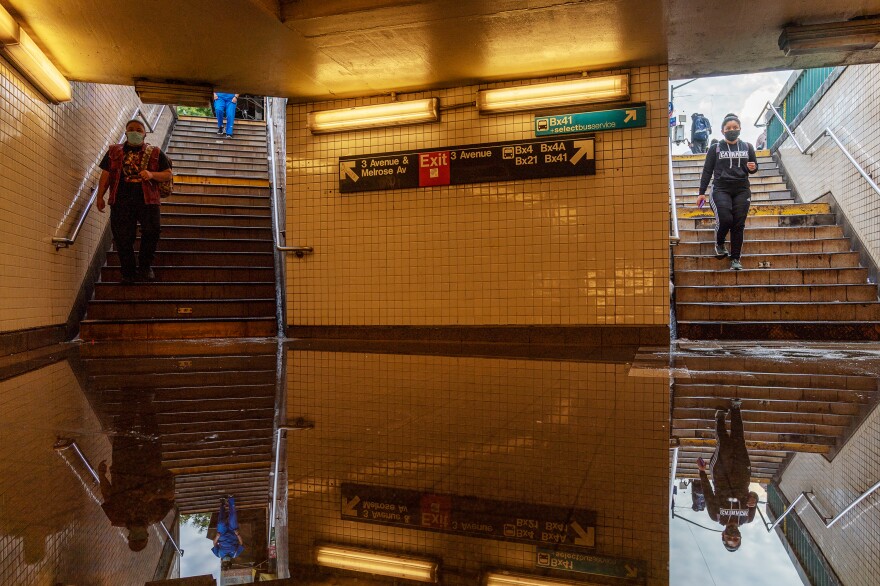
<box><xmin>671</xmin><ymin>344</ymin><xmax>879</xmax><ymax>482</ymax></box>
<box><xmin>80</xmin><ymin>116</ymin><xmax>277</xmax><ymax>341</ymax></box>
<box><xmin>672</xmin><ymin>151</ymin><xmax>880</xmax><ymax>340</ymax></box>
<box><xmin>76</xmin><ymin>341</ymin><xmax>279</xmax><ymax>514</ymax></box>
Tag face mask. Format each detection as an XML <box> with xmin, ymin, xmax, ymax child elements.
<box><xmin>724</xmin><ymin>130</ymin><xmax>740</xmax><ymax>142</ymax></box>
<box><xmin>126</xmin><ymin>131</ymin><xmax>145</xmax><ymax>145</ymax></box>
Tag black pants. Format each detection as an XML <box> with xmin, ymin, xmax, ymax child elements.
<box><xmin>691</xmin><ymin>138</ymin><xmax>707</xmax><ymax>154</ymax></box>
<box><xmin>711</xmin><ymin>185</ymin><xmax>751</xmax><ymax>260</ymax></box>
<box><xmin>110</xmin><ymin>195</ymin><xmax>161</xmax><ymax>280</ymax></box>
<box><xmin>710</xmin><ymin>407</ymin><xmax>751</xmax><ymax>493</ymax></box>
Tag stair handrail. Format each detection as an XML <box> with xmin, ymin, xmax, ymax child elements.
<box><xmin>265</xmin><ymin>96</ymin><xmax>313</xmax><ymax>257</ymax></box>
<box><xmin>668</xmin><ymin>138</ymin><xmax>680</xmax><ymax>244</ymax></box>
<box><xmin>755</xmin><ymin>101</ymin><xmax>880</xmax><ymax>200</ymax></box>
<box><xmin>762</xmin><ymin>479</ymin><xmax>880</xmax><ymax>532</ymax></box>
<box><xmin>52</xmin><ymin>105</ymin><xmax>166</xmax><ymax>250</ymax></box>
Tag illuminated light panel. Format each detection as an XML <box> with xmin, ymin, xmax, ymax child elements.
<box><xmin>484</xmin><ymin>570</ymin><xmax>595</xmax><ymax>586</ymax></box>
<box><xmin>307</xmin><ymin>98</ymin><xmax>439</xmax><ymax>134</ymax></box>
<box><xmin>477</xmin><ymin>74</ymin><xmax>628</xmax><ymax>113</ymax></box>
<box><xmin>315</xmin><ymin>544</ymin><xmax>439</xmax><ymax>583</ymax></box>
<box><xmin>0</xmin><ymin>3</ymin><xmax>19</xmax><ymax>45</ymax></box>
<box><xmin>0</xmin><ymin>4</ymin><xmax>70</xmax><ymax>103</ymax></box>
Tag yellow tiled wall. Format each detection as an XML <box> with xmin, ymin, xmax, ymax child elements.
<box><xmin>776</xmin><ymin>65</ymin><xmax>880</xmax><ymax>268</ymax></box>
<box><xmin>285</xmin><ymin>350</ymin><xmax>669</xmax><ymax>584</ymax></box>
<box><xmin>0</xmin><ymin>55</ymin><xmax>168</xmax><ymax>334</ymax></box>
<box><xmin>286</xmin><ymin>66</ymin><xmax>669</xmax><ymax>327</ymax></box>
<box><xmin>0</xmin><ymin>360</ymin><xmax>165</xmax><ymax>584</ymax></box>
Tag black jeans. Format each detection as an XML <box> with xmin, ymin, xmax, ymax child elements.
<box><xmin>710</xmin><ymin>185</ymin><xmax>751</xmax><ymax>260</ymax></box>
<box><xmin>691</xmin><ymin>139</ymin><xmax>707</xmax><ymax>154</ymax></box>
<box><xmin>110</xmin><ymin>193</ymin><xmax>161</xmax><ymax>280</ymax></box>
<box><xmin>710</xmin><ymin>407</ymin><xmax>752</xmax><ymax>495</ymax></box>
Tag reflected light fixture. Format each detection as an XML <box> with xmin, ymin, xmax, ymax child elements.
<box><xmin>0</xmin><ymin>4</ymin><xmax>71</xmax><ymax>103</ymax></box>
<box><xmin>307</xmin><ymin>97</ymin><xmax>440</xmax><ymax>134</ymax></box>
<box><xmin>484</xmin><ymin>570</ymin><xmax>592</xmax><ymax>586</ymax></box>
<box><xmin>779</xmin><ymin>16</ymin><xmax>880</xmax><ymax>56</ymax></box>
<box><xmin>477</xmin><ymin>74</ymin><xmax>628</xmax><ymax>114</ymax></box>
<box><xmin>315</xmin><ymin>544</ymin><xmax>439</xmax><ymax>583</ymax></box>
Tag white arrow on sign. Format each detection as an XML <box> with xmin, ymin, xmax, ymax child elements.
<box><xmin>342</xmin><ymin>495</ymin><xmax>360</xmax><ymax>516</ymax></box>
<box><xmin>569</xmin><ymin>140</ymin><xmax>594</xmax><ymax>166</ymax></box>
<box><xmin>625</xmin><ymin>564</ymin><xmax>639</xmax><ymax>578</ymax></box>
<box><xmin>624</xmin><ymin>109</ymin><xmax>637</xmax><ymax>123</ymax></box>
<box><xmin>569</xmin><ymin>521</ymin><xmax>595</xmax><ymax>547</ymax></box>
<box><xmin>340</xmin><ymin>161</ymin><xmax>359</xmax><ymax>182</ymax></box>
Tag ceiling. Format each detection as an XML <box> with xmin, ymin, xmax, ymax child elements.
<box><xmin>4</xmin><ymin>0</ymin><xmax>880</xmax><ymax>101</ymax></box>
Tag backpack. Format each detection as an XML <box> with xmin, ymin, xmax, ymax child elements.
<box><xmin>693</xmin><ymin>115</ymin><xmax>710</xmax><ymax>139</ymax></box>
<box><xmin>141</xmin><ymin>145</ymin><xmax>174</xmax><ymax>198</ymax></box>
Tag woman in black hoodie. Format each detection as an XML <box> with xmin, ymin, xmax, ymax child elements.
<box><xmin>695</xmin><ymin>113</ymin><xmax>759</xmax><ymax>270</ymax></box>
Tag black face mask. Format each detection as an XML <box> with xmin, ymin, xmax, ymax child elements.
<box><xmin>724</xmin><ymin>130</ymin><xmax>740</xmax><ymax>142</ymax></box>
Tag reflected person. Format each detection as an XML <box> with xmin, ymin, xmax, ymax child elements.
<box><xmin>98</xmin><ymin>392</ymin><xmax>175</xmax><ymax>551</ymax></box>
<box><xmin>213</xmin><ymin>495</ymin><xmax>245</xmax><ymax>570</ymax></box>
<box><xmin>697</xmin><ymin>399</ymin><xmax>758</xmax><ymax>552</ymax></box>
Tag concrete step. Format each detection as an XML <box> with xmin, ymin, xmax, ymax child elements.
<box><xmin>107</xmin><ymin>251</ymin><xmax>274</xmax><ymax>268</ymax></box>
<box><xmin>678</xmin><ymin>213</ymin><xmax>836</xmax><ymax>230</ymax></box>
<box><xmin>672</xmin><ymin>155</ymin><xmax>775</xmax><ymax>167</ymax></box>
<box><xmin>84</xmin><ymin>354</ymin><xmax>276</xmax><ymax>374</ymax></box>
<box><xmin>675</xmin><ymin>283</ymin><xmax>877</xmax><ymax>303</ymax></box>
<box><xmin>158</xmin><ymin>212</ymin><xmax>271</xmax><ymax>228</ymax></box>
<box><xmin>172</xmin><ymin>166</ymin><xmax>269</xmax><ymax>180</ymax></box>
<box><xmin>677</xmin><ymin>301</ymin><xmax>880</xmax><ymax>322</ymax></box>
<box><xmin>170</xmin><ymin>152</ymin><xmax>269</xmax><ymax>165</ymax></box>
<box><xmin>675</xmin><ymin>238</ymin><xmax>851</xmax><ymax>256</ymax></box>
<box><xmin>101</xmin><ymin>383</ymin><xmax>276</xmax><ymax>402</ymax></box>
<box><xmin>673</xmin><ymin>408</ymin><xmax>853</xmax><ymax>429</ymax></box>
<box><xmin>79</xmin><ymin>316</ymin><xmax>276</xmax><ymax>340</ymax></box>
<box><xmin>676</xmin><ymin>321</ymin><xmax>880</xmax><ymax>341</ymax></box>
<box><xmin>673</xmin><ymin>251</ymin><xmax>861</xmax><ymax>271</ymax></box>
<box><xmin>673</xmin><ymin>166</ymin><xmax>780</xmax><ymax>178</ymax></box>
<box><xmin>172</xmin><ymin>126</ymin><xmax>266</xmax><ymax>138</ymax></box>
<box><xmin>162</xmin><ymin>202</ymin><xmax>271</xmax><ymax>216</ymax></box>
<box><xmin>675</xmin><ymin>394</ymin><xmax>868</xmax><ymax>416</ymax></box>
<box><xmin>174</xmin><ymin>159</ymin><xmax>269</xmax><ymax>173</ymax></box>
<box><xmin>94</xmin><ymin>281</ymin><xmax>276</xmax><ymax>301</ymax></box>
<box><xmin>674</xmin><ymin>266</ymin><xmax>867</xmax><ymax>286</ymax></box>
<box><xmin>87</xmin><ymin>299</ymin><xmax>275</xmax><ymax>320</ymax></box>
<box><xmin>87</xmin><ymin>369</ymin><xmax>276</xmax><ymax>389</ymax></box>
<box><xmin>169</xmin><ymin>135</ymin><xmax>267</xmax><ymax>148</ymax></box>
<box><xmin>681</xmin><ymin>368</ymin><xmax>878</xmax><ymax>391</ymax></box>
<box><xmin>675</xmin><ymin>176</ymin><xmax>788</xmax><ymax>189</ymax></box>
<box><xmin>100</xmin><ymin>265</ymin><xmax>273</xmax><ymax>283</ymax></box>
<box><xmin>675</xmin><ymin>428</ymin><xmax>837</xmax><ymax>446</ymax></box>
<box><xmin>170</xmin><ymin>184</ymin><xmax>269</xmax><ymax>196</ymax></box>
<box><xmin>154</xmin><ymin>224</ymin><xmax>272</xmax><ymax>239</ymax></box>
<box><xmin>128</xmin><ymin>236</ymin><xmax>273</xmax><ymax>252</ymax></box>
<box><xmin>678</xmin><ymin>225</ymin><xmax>844</xmax><ymax>242</ymax></box>
<box><xmin>676</xmin><ymin>190</ymin><xmax>793</xmax><ymax>202</ymax></box>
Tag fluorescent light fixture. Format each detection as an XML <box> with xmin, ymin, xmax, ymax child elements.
<box><xmin>0</xmin><ymin>4</ymin><xmax>70</xmax><ymax>103</ymax></box>
<box><xmin>477</xmin><ymin>74</ymin><xmax>628</xmax><ymax>113</ymax></box>
<box><xmin>779</xmin><ymin>16</ymin><xmax>880</xmax><ymax>56</ymax></box>
<box><xmin>308</xmin><ymin>97</ymin><xmax>439</xmax><ymax>134</ymax></box>
<box><xmin>484</xmin><ymin>570</ymin><xmax>589</xmax><ymax>586</ymax></box>
<box><xmin>315</xmin><ymin>544</ymin><xmax>439</xmax><ymax>583</ymax></box>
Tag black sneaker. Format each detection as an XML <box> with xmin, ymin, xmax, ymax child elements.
<box><xmin>217</xmin><ymin>128</ymin><xmax>224</xmax><ymax>135</ymax></box>
<box><xmin>121</xmin><ymin>275</ymin><xmax>136</xmax><ymax>285</ymax></box>
<box><xmin>138</xmin><ymin>267</ymin><xmax>156</xmax><ymax>281</ymax></box>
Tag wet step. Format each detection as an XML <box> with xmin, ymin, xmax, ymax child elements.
<box><xmin>86</xmin><ymin>299</ymin><xmax>275</xmax><ymax>320</ymax></box>
<box><xmin>675</xmin><ymin>283</ymin><xmax>878</xmax><ymax>303</ymax></box>
<box><xmin>677</xmin><ymin>301</ymin><xmax>880</xmax><ymax>321</ymax></box>
<box><xmin>106</xmin><ymin>250</ymin><xmax>274</xmax><ymax>268</ymax></box>
<box><xmin>88</xmin><ymin>369</ymin><xmax>276</xmax><ymax>389</ymax></box>
<box><xmin>127</xmin><ymin>237</ymin><xmax>272</xmax><ymax>253</ymax></box>
<box><xmin>94</xmin><ymin>281</ymin><xmax>276</xmax><ymax>302</ymax></box>
<box><xmin>678</xmin><ymin>225</ymin><xmax>844</xmax><ymax>241</ymax></box>
<box><xmin>158</xmin><ymin>212</ymin><xmax>271</xmax><ymax>228</ymax></box>
<box><xmin>674</xmin><ymin>266</ymin><xmax>867</xmax><ymax>286</ymax></box>
<box><xmin>675</xmin><ymin>238</ymin><xmax>851</xmax><ymax>256</ymax></box>
<box><xmin>679</xmin><ymin>213</ymin><xmax>836</xmax><ymax>229</ymax></box>
<box><xmin>677</xmin><ymin>321</ymin><xmax>880</xmax><ymax>341</ymax></box>
<box><xmin>673</xmin><ymin>251</ymin><xmax>861</xmax><ymax>271</ymax></box>
<box><xmin>162</xmin><ymin>202</ymin><xmax>271</xmax><ymax>217</ymax></box>
<box><xmin>100</xmin><ymin>265</ymin><xmax>273</xmax><ymax>283</ymax></box>
<box><xmin>84</xmin><ymin>353</ymin><xmax>276</xmax><ymax>374</ymax></box>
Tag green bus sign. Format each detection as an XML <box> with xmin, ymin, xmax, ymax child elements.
<box><xmin>535</xmin><ymin>105</ymin><xmax>647</xmax><ymax>136</ymax></box>
<box><xmin>536</xmin><ymin>548</ymin><xmax>646</xmax><ymax>581</ymax></box>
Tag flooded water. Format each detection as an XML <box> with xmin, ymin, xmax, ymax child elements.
<box><xmin>0</xmin><ymin>338</ymin><xmax>877</xmax><ymax>585</ymax></box>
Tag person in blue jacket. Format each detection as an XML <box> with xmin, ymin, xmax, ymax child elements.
<box><xmin>212</xmin><ymin>495</ymin><xmax>244</xmax><ymax>570</ymax></box>
<box><xmin>213</xmin><ymin>92</ymin><xmax>239</xmax><ymax>138</ymax></box>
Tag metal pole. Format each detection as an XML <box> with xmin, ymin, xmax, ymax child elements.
<box><xmin>825</xmin><ymin>478</ymin><xmax>880</xmax><ymax>528</ymax></box>
<box><xmin>767</xmin><ymin>491</ymin><xmax>808</xmax><ymax>531</ymax></box>
<box><xmin>270</xmin><ymin>427</ymin><xmax>285</xmax><ymax>532</ymax></box>
<box><xmin>669</xmin><ymin>447</ymin><xmax>679</xmax><ymax>513</ymax></box>
<box><xmin>668</xmin><ymin>137</ymin><xmax>680</xmax><ymax>244</ymax></box>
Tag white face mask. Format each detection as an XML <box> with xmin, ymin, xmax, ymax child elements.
<box><xmin>126</xmin><ymin>131</ymin><xmax>145</xmax><ymax>146</ymax></box>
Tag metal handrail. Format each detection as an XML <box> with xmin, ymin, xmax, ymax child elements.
<box><xmin>265</xmin><ymin>96</ymin><xmax>313</xmax><ymax>256</ymax></box>
<box><xmin>54</xmin><ymin>437</ymin><xmax>184</xmax><ymax>557</ymax></box>
<box><xmin>763</xmin><ymin>479</ymin><xmax>880</xmax><ymax>532</ymax></box>
<box><xmin>755</xmin><ymin>101</ymin><xmax>880</xmax><ymax>200</ymax></box>
<box><xmin>52</xmin><ymin>105</ymin><xmax>166</xmax><ymax>250</ymax></box>
<box><xmin>668</xmin><ymin>138</ymin><xmax>680</xmax><ymax>244</ymax></box>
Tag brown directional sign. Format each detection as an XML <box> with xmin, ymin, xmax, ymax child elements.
<box><xmin>340</xmin><ymin>483</ymin><xmax>596</xmax><ymax>549</ymax></box>
<box><xmin>338</xmin><ymin>136</ymin><xmax>595</xmax><ymax>193</ymax></box>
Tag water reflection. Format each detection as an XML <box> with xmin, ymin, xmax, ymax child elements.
<box><xmin>0</xmin><ymin>339</ymin><xmax>877</xmax><ymax>585</ymax></box>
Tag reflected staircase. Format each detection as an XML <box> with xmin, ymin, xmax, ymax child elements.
<box><xmin>673</xmin><ymin>151</ymin><xmax>880</xmax><ymax>340</ymax></box>
<box><xmin>671</xmin><ymin>346</ymin><xmax>879</xmax><ymax>482</ymax></box>
<box><xmin>76</xmin><ymin>342</ymin><xmax>278</xmax><ymax>514</ymax></box>
<box><xmin>80</xmin><ymin>116</ymin><xmax>277</xmax><ymax>341</ymax></box>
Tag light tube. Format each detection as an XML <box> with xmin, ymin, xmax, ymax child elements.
<box><xmin>0</xmin><ymin>4</ymin><xmax>70</xmax><ymax>103</ymax></box>
<box><xmin>477</xmin><ymin>74</ymin><xmax>628</xmax><ymax>114</ymax></box>
<box><xmin>485</xmin><ymin>570</ymin><xmax>593</xmax><ymax>586</ymax></box>
<box><xmin>315</xmin><ymin>544</ymin><xmax>439</xmax><ymax>583</ymax></box>
<box><xmin>308</xmin><ymin>98</ymin><xmax>439</xmax><ymax>134</ymax></box>
<box><xmin>779</xmin><ymin>17</ymin><xmax>880</xmax><ymax>56</ymax></box>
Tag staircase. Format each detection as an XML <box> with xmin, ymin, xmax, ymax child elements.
<box><xmin>77</xmin><ymin>341</ymin><xmax>279</xmax><ymax>514</ymax></box>
<box><xmin>672</xmin><ymin>151</ymin><xmax>880</xmax><ymax>340</ymax></box>
<box><xmin>80</xmin><ymin>116</ymin><xmax>277</xmax><ymax>341</ymax></box>
<box><xmin>671</xmin><ymin>344</ymin><xmax>879</xmax><ymax>481</ymax></box>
